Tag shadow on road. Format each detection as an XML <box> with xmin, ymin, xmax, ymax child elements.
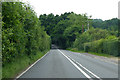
<box><xmin>51</xmin><ymin>44</ymin><xmax>63</xmax><ymax>50</ymax></box>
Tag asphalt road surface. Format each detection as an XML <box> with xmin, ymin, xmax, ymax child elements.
<box><xmin>17</xmin><ymin>47</ymin><xmax>118</xmax><ymax>79</ymax></box>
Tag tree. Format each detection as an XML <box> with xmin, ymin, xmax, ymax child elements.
<box><xmin>63</xmin><ymin>13</ymin><xmax>89</xmax><ymax>47</ymax></box>
<box><xmin>2</xmin><ymin>2</ymin><xmax>51</xmax><ymax>65</ymax></box>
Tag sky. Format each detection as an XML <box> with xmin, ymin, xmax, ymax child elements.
<box><xmin>22</xmin><ymin>0</ymin><xmax>120</xmax><ymax>20</ymax></box>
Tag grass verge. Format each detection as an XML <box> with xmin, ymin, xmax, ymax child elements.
<box><xmin>66</xmin><ymin>48</ymin><xmax>115</xmax><ymax>58</ymax></box>
<box><xmin>2</xmin><ymin>50</ymin><xmax>49</xmax><ymax>79</ymax></box>
<box><xmin>67</xmin><ymin>48</ymin><xmax>85</xmax><ymax>53</ymax></box>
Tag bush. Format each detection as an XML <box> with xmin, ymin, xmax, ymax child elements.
<box><xmin>103</xmin><ymin>37</ymin><xmax>118</xmax><ymax>56</ymax></box>
<box><xmin>84</xmin><ymin>36</ymin><xmax>118</xmax><ymax>56</ymax></box>
<box><xmin>2</xmin><ymin>2</ymin><xmax>51</xmax><ymax>65</ymax></box>
<box><xmin>74</xmin><ymin>28</ymin><xmax>110</xmax><ymax>50</ymax></box>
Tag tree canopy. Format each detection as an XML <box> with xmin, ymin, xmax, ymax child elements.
<box><xmin>2</xmin><ymin>2</ymin><xmax>51</xmax><ymax>65</ymax></box>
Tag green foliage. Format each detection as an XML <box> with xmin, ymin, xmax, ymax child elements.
<box><xmin>103</xmin><ymin>36</ymin><xmax>118</xmax><ymax>56</ymax></box>
<box><xmin>52</xmin><ymin>19</ymin><xmax>69</xmax><ymax>48</ymax></box>
<box><xmin>74</xmin><ymin>27</ymin><xmax>119</xmax><ymax>57</ymax></box>
<box><xmin>63</xmin><ymin>13</ymin><xmax>91</xmax><ymax>47</ymax></box>
<box><xmin>92</xmin><ymin>18</ymin><xmax>118</xmax><ymax>31</ymax></box>
<box><xmin>2</xmin><ymin>51</ymin><xmax>48</xmax><ymax>78</ymax></box>
<box><xmin>84</xmin><ymin>36</ymin><xmax>118</xmax><ymax>56</ymax></box>
<box><xmin>38</xmin><ymin>8</ymin><xmax>119</xmax><ymax>57</ymax></box>
<box><xmin>2</xmin><ymin>2</ymin><xmax>51</xmax><ymax>66</ymax></box>
<box><xmin>39</xmin><ymin>12</ymin><xmax>71</xmax><ymax>48</ymax></box>
<box><xmin>39</xmin><ymin>12</ymin><xmax>90</xmax><ymax>48</ymax></box>
<box><xmin>74</xmin><ymin>28</ymin><xmax>110</xmax><ymax>50</ymax></box>
<box><xmin>84</xmin><ymin>39</ymin><xmax>104</xmax><ymax>53</ymax></box>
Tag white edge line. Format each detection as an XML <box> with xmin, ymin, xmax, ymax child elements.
<box><xmin>57</xmin><ymin>49</ymin><xmax>92</xmax><ymax>80</ymax></box>
<box><xmin>60</xmin><ymin>49</ymin><xmax>102</xmax><ymax>80</ymax></box>
<box><xmin>16</xmin><ymin>51</ymin><xmax>50</xmax><ymax>79</ymax></box>
<box><xmin>75</xmin><ymin>61</ymin><xmax>101</xmax><ymax>79</ymax></box>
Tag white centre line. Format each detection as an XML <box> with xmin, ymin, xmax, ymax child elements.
<box><xmin>71</xmin><ymin>57</ymin><xmax>102</xmax><ymax>80</ymax></box>
<box><xmin>58</xmin><ymin>49</ymin><xmax>102</xmax><ymax>80</ymax></box>
<box><xmin>76</xmin><ymin>61</ymin><xmax>101</xmax><ymax>79</ymax></box>
<box><xmin>58</xmin><ymin>49</ymin><xmax>93</xmax><ymax>80</ymax></box>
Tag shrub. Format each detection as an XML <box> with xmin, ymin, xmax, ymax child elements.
<box><xmin>2</xmin><ymin>2</ymin><xmax>51</xmax><ymax>65</ymax></box>
<box><xmin>84</xmin><ymin>36</ymin><xmax>118</xmax><ymax>56</ymax></box>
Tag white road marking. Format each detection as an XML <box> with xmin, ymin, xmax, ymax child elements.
<box><xmin>15</xmin><ymin>51</ymin><xmax>50</xmax><ymax>79</ymax></box>
<box><xmin>71</xmin><ymin>57</ymin><xmax>102</xmax><ymax>80</ymax></box>
<box><xmin>58</xmin><ymin>49</ymin><xmax>93</xmax><ymax>80</ymax></box>
<box><xmin>58</xmin><ymin>49</ymin><xmax>102</xmax><ymax>80</ymax></box>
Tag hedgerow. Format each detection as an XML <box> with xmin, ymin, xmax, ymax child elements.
<box><xmin>84</xmin><ymin>36</ymin><xmax>118</xmax><ymax>56</ymax></box>
<box><xmin>2</xmin><ymin>2</ymin><xmax>51</xmax><ymax>65</ymax></box>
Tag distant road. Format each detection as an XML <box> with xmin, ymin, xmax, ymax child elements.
<box><xmin>17</xmin><ymin>47</ymin><xmax>118</xmax><ymax>79</ymax></box>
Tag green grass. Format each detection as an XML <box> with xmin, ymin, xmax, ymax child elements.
<box><xmin>86</xmin><ymin>52</ymin><xmax>113</xmax><ymax>57</ymax></box>
<box><xmin>66</xmin><ymin>48</ymin><xmax>85</xmax><ymax>53</ymax></box>
<box><xmin>67</xmin><ymin>48</ymin><xmax>114</xmax><ymax>58</ymax></box>
<box><xmin>2</xmin><ymin>50</ymin><xmax>49</xmax><ymax>78</ymax></box>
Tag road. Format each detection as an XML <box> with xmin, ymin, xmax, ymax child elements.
<box><xmin>17</xmin><ymin>48</ymin><xmax>118</xmax><ymax>79</ymax></box>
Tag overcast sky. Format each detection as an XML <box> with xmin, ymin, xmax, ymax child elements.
<box><xmin>22</xmin><ymin>0</ymin><xmax>120</xmax><ymax>20</ymax></box>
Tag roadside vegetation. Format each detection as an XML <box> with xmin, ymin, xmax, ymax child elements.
<box><xmin>67</xmin><ymin>48</ymin><xmax>115</xmax><ymax>58</ymax></box>
<box><xmin>2</xmin><ymin>0</ymin><xmax>119</xmax><ymax>79</ymax></box>
<box><xmin>74</xmin><ymin>28</ymin><xmax>118</xmax><ymax>56</ymax></box>
<box><xmin>2</xmin><ymin>2</ymin><xmax>50</xmax><ymax>78</ymax></box>
<box><xmin>39</xmin><ymin>12</ymin><xmax>119</xmax><ymax>57</ymax></box>
<box><xmin>2</xmin><ymin>51</ymin><xmax>48</xmax><ymax>78</ymax></box>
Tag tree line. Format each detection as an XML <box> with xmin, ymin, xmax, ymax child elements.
<box><xmin>39</xmin><ymin>13</ymin><xmax>119</xmax><ymax>56</ymax></box>
<box><xmin>39</xmin><ymin>12</ymin><xmax>91</xmax><ymax>48</ymax></box>
<box><xmin>2</xmin><ymin>2</ymin><xmax>51</xmax><ymax>66</ymax></box>
<box><xmin>92</xmin><ymin>18</ymin><xmax>118</xmax><ymax>31</ymax></box>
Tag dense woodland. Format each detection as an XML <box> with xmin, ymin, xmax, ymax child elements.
<box><xmin>39</xmin><ymin>12</ymin><xmax>91</xmax><ymax>48</ymax></box>
<box><xmin>39</xmin><ymin>13</ymin><xmax>119</xmax><ymax>56</ymax></box>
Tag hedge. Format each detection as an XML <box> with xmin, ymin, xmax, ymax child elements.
<box><xmin>2</xmin><ymin>2</ymin><xmax>51</xmax><ymax>65</ymax></box>
<box><xmin>84</xmin><ymin>37</ymin><xmax>119</xmax><ymax>56</ymax></box>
